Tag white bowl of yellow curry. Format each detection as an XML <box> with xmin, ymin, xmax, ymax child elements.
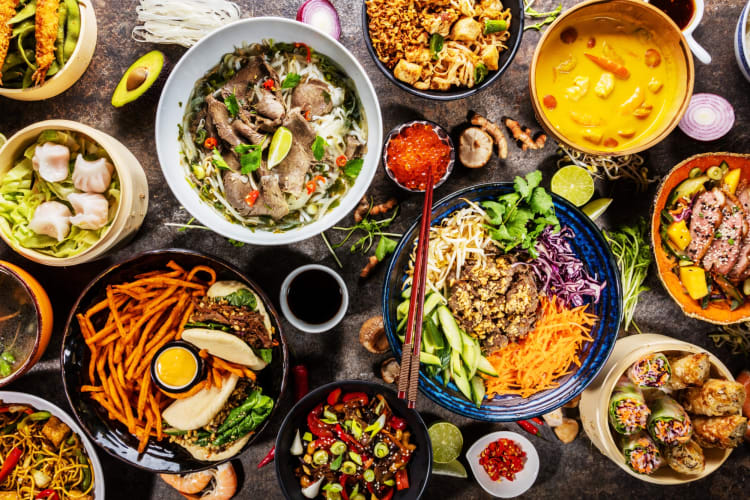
<box><xmin>530</xmin><ymin>0</ymin><xmax>694</xmax><ymax>156</ymax></box>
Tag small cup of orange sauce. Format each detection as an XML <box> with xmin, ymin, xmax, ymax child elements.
<box><xmin>382</xmin><ymin>120</ymin><xmax>455</xmax><ymax>192</ymax></box>
<box><xmin>150</xmin><ymin>341</ymin><xmax>204</xmax><ymax>394</ymax></box>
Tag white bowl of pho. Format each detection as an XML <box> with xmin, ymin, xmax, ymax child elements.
<box><xmin>156</xmin><ymin>17</ymin><xmax>382</xmax><ymax>245</ymax></box>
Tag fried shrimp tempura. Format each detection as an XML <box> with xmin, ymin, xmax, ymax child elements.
<box><xmin>0</xmin><ymin>0</ymin><xmax>20</xmax><ymax>85</ymax></box>
<box><xmin>32</xmin><ymin>0</ymin><xmax>61</xmax><ymax>86</ymax></box>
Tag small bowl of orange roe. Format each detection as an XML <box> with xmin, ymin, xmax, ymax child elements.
<box><xmin>382</xmin><ymin>120</ymin><xmax>455</xmax><ymax>192</ymax></box>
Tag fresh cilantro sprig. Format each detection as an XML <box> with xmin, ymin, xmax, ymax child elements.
<box><xmin>343</xmin><ymin>158</ymin><xmax>363</xmax><ymax>178</ymax></box>
<box><xmin>523</xmin><ymin>1</ymin><xmax>562</xmax><ymax>31</ymax></box>
<box><xmin>481</xmin><ymin>170</ymin><xmax>559</xmax><ymax>257</ymax></box>
<box><xmin>224</xmin><ymin>92</ymin><xmax>239</xmax><ymax>117</ymax></box>
<box><xmin>333</xmin><ymin>205</ymin><xmax>401</xmax><ymax>255</ymax></box>
<box><xmin>234</xmin><ymin>143</ymin><xmax>263</xmax><ymax>174</ymax></box>
<box><xmin>281</xmin><ymin>73</ymin><xmax>301</xmax><ymax>89</ymax></box>
<box><xmin>312</xmin><ymin>136</ymin><xmax>327</xmax><ymax>161</ymax></box>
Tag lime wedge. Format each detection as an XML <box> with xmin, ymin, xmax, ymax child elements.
<box><xmin>432</xmin><ymin>459</ymin><xmax>468</xmax><ymax>478</ymax></box>
<box><xmin>0</xmin><ymin>133</ymin><xmax>6</xmax><ymax>148</ymax></box>
<box><xmin>582</xmin><ymin>198</ymin><xmax>613</xmax><ymax>220</ymax></box>
<box><xmin>551</xmin><ymin>165</ymin><xmax>595</xmax><ymax>207</ymax></box>
<box><xmin>428</xmin><ymin>421</ymin><xmax>463</xmax><ymax>464</ymax></box>
<box><xmin>267</xmin><ymin>126</ymin><xmax>293</xmax><ymax>169</ymax></box>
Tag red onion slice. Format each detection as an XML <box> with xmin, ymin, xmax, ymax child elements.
<box><xmin>678</xmin><ymin>93</ymin><xmax>735</xmax><ymax>141</ymax></box>
<box><xmin>297</xmin><ymin>0</ymin><xmax>341</xmax><ymax>40</ymax></box>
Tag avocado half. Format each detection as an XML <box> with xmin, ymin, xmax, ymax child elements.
<box><xmin>111</xmin><ymin>50</ymin><xmax>164</xmax><ymax>107</ymax></box>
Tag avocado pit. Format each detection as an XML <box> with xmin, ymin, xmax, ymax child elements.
<box><xmin>126</xmin><ymin>66</ymin><xmax>149</xmax><ymax>91</ymax></box>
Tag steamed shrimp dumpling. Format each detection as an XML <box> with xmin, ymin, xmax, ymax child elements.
<box><xmin>29</xmin><ymin>201</ymin><xmax>72</xmax><ymax>241</ymax></box>
<box><xmin>72</xmin><ymin>155</ymin><xmax>114</xmax><ymax>193</ymax></box>
<box><xmin>68</xmin><ymin>193</ymin><xmax>109</xmax><ymax>230</ymax></box>
<box><xmin>32</xmin><ymin>143</ymin><xmax>71</xmax><ymax>183</ymax></box>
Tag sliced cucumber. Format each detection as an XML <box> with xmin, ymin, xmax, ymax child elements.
<box><xmin>460</xmin><ymin>332</ymin><xmax>479</xmax><ymax>380</ymax></box>
<box><xmin>451</xmin><ymin>353</ymin><xmax>472</xmax><ymax>400</ymax></box>
<box><xmin>420</xmin><ymin>351</ymin><xmax>441</xmax><ymax>366</ymax></box>
<box><xmin>401</xmin><ymin>286</ymin><xmax>411</xmax><ymax>299</ymax></box>
<box><xmin>397</xmin><ymin>300</ymin><xmax>409</xmax><ymax>321</ymax></box>
<box><xmin>423</xmin><ymin>293</ymin><xmax>443</xmax><ymax>318</ymax></box>
<box><xmin>470</xmin><ymin>375</ymin><xmax>486</xmax><ymax>408</ymax></box>
<box><xmin>477</xmin><ymin>355</ymin><xmax>499</xmax><ymax>377</ymax></box>
<box><xmin>437</xmin><ymin>306</ymin><xmax>463</xmax><ymax>352</ymax></box>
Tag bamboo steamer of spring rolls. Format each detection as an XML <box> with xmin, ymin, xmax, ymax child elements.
<box><xmin>580</xmin><ymin>334</ymin><xmax>734</xmax><ymax>484</ymax></box>
<box><xmin>0</xmin><ymin>120</ymin><xmax>148</xmax><ymax>266</ymax></box>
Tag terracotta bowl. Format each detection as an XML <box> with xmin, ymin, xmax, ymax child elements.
<box><xmin>0</xmin><ymin>120</ymin><xmax>148</xmax><ymax>266</ymax></box>
<box><xmin>529</xmin><ymin>0</ymin><xmax>694</xmax><ymax>156</ymax></box>
<box><xmin>0</xmin><ymin>0</ymin><xmax>97</xmax><ymax>101</ymax></box>
<box><xmin>652</xmin><ymin>153</ymin><xmax>750</xmax><ymax>324</ymax></box>
<box><xmin>580</xmin><ymin>333</ymin><xmax>734</xmax><ymax>485</ymax></box>
<box><xmin>0</xmin><ymin>261</ymin><xmax>53</xmax><ymax>386</ymax></box>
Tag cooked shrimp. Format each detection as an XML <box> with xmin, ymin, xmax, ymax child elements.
<box><xmin>0</xmin><ymin>0</ymin><xmax>20</xmax><ymax>85</ymax></box>
<box><xmin>181</xmin><ymin>463</ymin><xmax>237</xmax><ymax>500</ymax></box>
<box><xmin>31</xmin><ymin>0</ymin><xmax>61</xmax><ymax>86</ymax></box>
<box><xmin>160</xmin><ymin>469</ymin><xmax>213</xmax><ymax>495</ymax></box>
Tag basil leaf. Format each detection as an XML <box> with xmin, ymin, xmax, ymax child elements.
<box><xmin>224</xmin><ymin>92</ymin><xmax>239</xmax><ymax>117</ymax></box>
<box><xmin>212</xmin><ymin>149</ymin><xmax>230</xmax><ymax>170</ymax></box>
<box><xmin>429</xmin><ymin>34</ymin><xmax>444</xmax><ymax>60</ymax></box>
<box><xmin>343</xmin><ymin>158</ymin><xmax>363</xmax><ymax>178</ymax></box>
<box><xmin>312</xmin><ymin>135</ymin><xmax>326</xmax><ymax>161</ymax></box>
<box><xmin>223</xmin><ymin>288</ymin><xmax>257</xmax><ymax>309</ymax></box>
<box><xmin>281</xmin><ymin>72</ymin><xmax>301</xmax><ymax>89</ymax></box>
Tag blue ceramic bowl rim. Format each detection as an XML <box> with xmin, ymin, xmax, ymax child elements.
<box><xmin>735</xmin><ymin>1</ymin><xmax>750</xmax><ymax>78</ymax></box>
<box><xmin>274</xmin><ymin>379</ymin><xmax>432</xmax><ymax>499</ymax></box>
<box><xmin>360</xmin><ymin>0</ymin><xmax>525</xmax><ymax>101</ymax></box>
<box><xmin>381</xmin><ymin>182</ymin><xmax>623</xmax><ymax>421</ymax></box>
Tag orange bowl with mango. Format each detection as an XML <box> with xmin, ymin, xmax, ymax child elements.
<box><xmin>530</xmin><ymin>0</ymin><xmax>694</xmax><ymax>155</ymax></box>
<box><xmin>652</xmin><ymin>153</ymin><xmax>750</xmax><ymax>324</ymax></box>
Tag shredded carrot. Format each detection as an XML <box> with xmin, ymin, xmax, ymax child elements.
<box><xmin>485</xmin><ymin>295</ymin><xmax>597</xmax><ymax>398</ymax></box>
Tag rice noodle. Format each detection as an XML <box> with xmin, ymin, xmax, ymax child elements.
<box><xmin>132</xmin><ymin>0</ymin><xmax>242</xmax><ymax>47</ymax></box>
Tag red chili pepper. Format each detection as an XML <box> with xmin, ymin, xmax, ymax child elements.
<box><xmin>257</xmin><ymin>446</ymin><xmax>275</xmax><ymax>469</ymax></box>
<box><xmin>307</xmin><ymin>404</ymin><xmax>334</xmax><ymax>438</ymax></box>
<box><xmin>336</xmin><ymin>155</ymin><xmax>347</xmax><ymax>167</ymax></box>
<box><xmin>478</xmin><ymin>437</ymin><xmax>526</xmax><ymax>482</ymax></box>
<box><xmin>304</xmin><ymin>109</ymin><xmax>312</xmax><ymax>121</ymax></box>
<box><xmin>0</xmin><ymin>447</ymin><xmax>22</xmax><ymax>482</ymax></box>
<box><xmin>305</xmin><ymin>180</ymin><xmax>316</xmax><ymax>195</ymax></box>
<box><xmin>334</xmin><ymin>424</ymin><xmax>364</xmax><ymax>452</ymax></box>
<box><xmin>531</xmin><ymin>417</ymin><xmax>544</xmax><ymax>426</ymax></box>
<box><xmin>341</xmin><ymin>392</ymin><xmax>369</xmax><ymax>405</ymax></box>
<box><xmin>388</xmin><ymin>415</ymin><xmax>407</xmax><ymax>431</ymax></box>
<box><xmin>516</xmin><ymin>420</ymin><xmax>540</xmax><ymax>436</ymax></box>
<box><xmin>395</xmin><ymin>468</ymin><xmax>409</xmax><ymax>490</ymax></box>
<box><xmin>311</xmin><ymin>437</ymin><xmax>337</xmax><ymax>449</ymax></box>
<box><xmin>295</xmin><ymin>42</ymin><xmax>312</xmax><ymax>62</ymax></box>
<box><xmin>35</xmin><ymin>489</ymin><xmax>59</xmax><ymax>500</ymax></box>
<box><xmin>293</xmin><ymin>364</ymin><xmax>309</xmax><ymax>402</ymax></box>
<box><xmin>381</xmin><ymin>487</ymin><xmax>395</xmax><ymax>500</ymax></box>
<box><xmin>339</xmin><ymin>474</ymin><xmax>350</xmax><ymax>500</ymax></box>
<box><xmin>262</xmin><ymin>78</ymin><xmax>275</xmax><ymax>90</ymax></box>
<box><xmin>244</xmin><ymin>190</ymin><xmax>260</xmax><ymax>207</ymax></box>
<box><xmin>327</xmin><ymin>388</ymin><xmax>342</xmax><ymax>406</ymax></box>
<box><xmin>203</xmin><ymin>137</ymin><xmax>218</xmax><ymax>149</ymax></box>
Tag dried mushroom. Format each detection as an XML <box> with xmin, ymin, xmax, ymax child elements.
<box><xmin>459</xmin><ymin>127</ymin><xmax>493</xmax><ymax>168</ymax></box>
<box><xmin>359</xmin><ymin>316</ymin><xmax>389</xmax><ymax>354</ymax></box>
<box><xmin>380</xmin><ymin>357</ymin><xmax>400</xmax><ymax>384</ymax></box>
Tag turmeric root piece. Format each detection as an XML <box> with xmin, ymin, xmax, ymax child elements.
<box><xmin>370</xmin><ymin>198</ymin><xmax>398</xmax><ymax>218</ymax></box>
<box><xmin>470</xmin><ymin>111</ymin><xmax>508</xmax><ymax>159</ymax></box>
<box><xmin>504</xmin><ymin>118</ymin><xmax>546</xmax><ymax>151</ymax></box>
<box><xmin>353</xmin><ymin>197</ymin><xmax>369</xmax><ymax>223</ymax></box>
<box><xmin>354</xmin><ymin>197</ymin><xmax>398</xmax><ymax>223</ymax></box>
<box><xmin>361</xmin><ymin>255</ymin><xmax>379</xmax><ymax>278</ymax></box>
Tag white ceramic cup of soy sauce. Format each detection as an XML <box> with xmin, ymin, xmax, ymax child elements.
<box><xmin>647</xmin><ymin>0</ymin><xmax>711</xmax><ymax>64</ymax></box>
<box><xmin>279</xmin><ymin>264</ymin><xmax>349</xmax><ymax>333</ymax></box>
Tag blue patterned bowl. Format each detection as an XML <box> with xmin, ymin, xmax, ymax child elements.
<box><xmin>382</xmin><ymin>183</ymin><xmax>622</xmax><ymax>421</ymax></box>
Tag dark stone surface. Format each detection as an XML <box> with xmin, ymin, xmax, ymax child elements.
<box><xmin>1</xmin><ymin>0</ymin><xmax>749</xmax><ymax>498</ymax></box>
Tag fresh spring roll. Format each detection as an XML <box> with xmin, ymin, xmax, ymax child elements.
<box><xmin>692</xmin><ymin>415</ymin><xmax>748</xmax><ymax>449</ymax></box>
<box><xmin>682</xmin><ymin>379</ymin><xmax>747</xmax><ymax>416</ymax></box>
<box><xmin>628</xmin><ymin>353</ymin><xmax>671</xmax><ymax>388</ymax></box>
<box><xmin>664</xmin><ymin>439</ymin><xmax>705</xmax><ymax>475</ymax></box>
<box><xmin>647</xmin><ymin>395</ymin><xmax>693</xmax><ymax>446</ymax></box>
<box><xmin>609</xmin><ymin>376</ymin><xmax>651</xmax><ymax>434</ymax></box>
<box><xmin>667</xmin><ymin>353</ymin><xmax>710</xmax><ymax>390</ymax></box>
<box><xmin>621</xmin><ymin>432</ymin><xmax>662</xmax><ymax>475</ymax></box>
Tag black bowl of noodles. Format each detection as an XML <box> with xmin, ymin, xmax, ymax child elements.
<box><xmin>362</xmin><ymin>0</ymin><xmax>525</xmax><ymax>100</ymax></box>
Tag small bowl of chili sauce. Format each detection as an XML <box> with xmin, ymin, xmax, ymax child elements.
<box><xmin>467</xmin><ymin>431</ymin><xmax>539</xmax><ymax>498</ymax></box>
<box><xmin>382</xmin><ymin>120</ymin><xmax>455</xmax><ymax>192</ymax></box>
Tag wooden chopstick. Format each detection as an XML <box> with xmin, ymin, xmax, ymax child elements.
<box><xmin>397</xmin><ymin>168</ymin><xmax>436</xmax><ymax>408</ymax></box>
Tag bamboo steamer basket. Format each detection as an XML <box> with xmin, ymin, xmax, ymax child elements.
<box><xmin>580</xmin><ymin>333</ymin><xmax>735</xmax><ymax>484</ymax></box>
<box><xmin>0</xmin><ymin>120</ymin><xmax>148</xmax><ymax>266</ymax></box>
<box><xmin>0</xmin><ymin>0</ymin><xmax>97</xmax><ymax>101</ymax></box>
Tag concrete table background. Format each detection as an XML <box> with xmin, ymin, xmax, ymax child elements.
<box><xmin>1</xmin><ymin>0</ymin><xmax>749</xmax><ymax>498</ymax></box>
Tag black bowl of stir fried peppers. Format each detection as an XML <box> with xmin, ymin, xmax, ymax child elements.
<box><xmin>275</xmin><ymin>380</ymin><xmax>431</xmax><ymax>500</ymax></box>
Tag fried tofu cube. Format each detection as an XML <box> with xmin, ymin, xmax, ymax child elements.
<box><xmin>423</xmin><ymin>11</ymin><xmax>458</xmax><ymax>37</ymax></box>
<box><xmin>405</xmin><ymin>46</ymin><xmax>431</xmax><ymax>64</ymax></box>
<box><xmin>583</xmin><ymin>129</ymin><xmax>603</xmax><ymax>145</ymax></box>
<box><xmin>594</xmin><ymin>72</ymin><xmax>615</xmax><ymax>98</ymax></box>
<box><xmin>42</xmin><ymin>416</ymin><xmax>71</xmax><ymax>447</ymax></box>
<box><xmin>565</xmin><ymin>76</ymin><xmax>589</xmax><ymax>101</ymax></box>
<box><xmin>648</xmin><ymin>77</ymin><xmax>663</xmax><ymax>94</ymax></box>
<box><xmin>393</xmin><ymin>60</ymin><xmax>422</xmax><ymax>85</ymax></box>
<box><xmin>430</xmin><ymin>76</ymin><xmax>452</xmax><ymax>91</ymax></box>
<box><xmin>451</xmin><ymin>17</ymin><xmax>482</xmax><ymax>41</ymax></box>
<box><xmin>570</xmin><ymin>111</ymin><xmax>602</xmax><ymax>126</ymax></box>
<box><xmin>480</xmin><ymin>45</ymin><xmax>499</xmax><ymax>71</ymax></box>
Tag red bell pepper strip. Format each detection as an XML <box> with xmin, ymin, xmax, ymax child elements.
<box><xmin>395</xmin><ymin>468</ymin><xmax>409</xmax><ymax>490</ymax></box>
<box><xmin>381</xmin><ymin>487</ymin><xmax>395</xmax><ymax>500</ymax></box>
<box><xmin>327</xmin><ymin>388</ymin><xmax>342</xmax><ymax>406</ymax></box>
<box><xmin>342</xmin><ymin>392</ymin><xmax>369</xmax><ymax>405</ymax></box>
<box><xmin>339</xmin><ymin>474</ymin><xmax>350</xmax><ymax>500</ymax></box>
<box><xmin>292</xmin><ymin>365</ymin><xmax>309</xmax><ymax>402</ymax></box>
<box><xmin>0</xmin><ymin>447</ymin><xmax>22</xmax><ymax>482</ymax></box>
<box><xmin>334</xmin><ymin>424</ymin><xmax>364</xmax><ymax>453</ymax></box>
<box><xmin>388</xmin><ymin>416</ymin><xmax>407</xmax><ymax>431</ymax></box>
<box><xmin>35</xmin><ymin>490</ymin><xmax>60</xmax><ymax>500</ymax></box>
<box><xmin>308</xmin><ymin>404</ymin><xmax>334</xmax><ymax>438</ymax></box>
<box><xmin>516</xmin><ymin>420</ymin><xmax>540</xmax><ymax>436</ymax></box>
<box><xmin>257</xmin><ymin>446</ymin><xmax>275</xmax><ymax>469</ymax></box>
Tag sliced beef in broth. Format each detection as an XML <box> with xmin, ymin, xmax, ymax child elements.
<box><xmin>292</xmin><ymin>79</ymin><xmax>333</xmax><ymax>117</ymax></box>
